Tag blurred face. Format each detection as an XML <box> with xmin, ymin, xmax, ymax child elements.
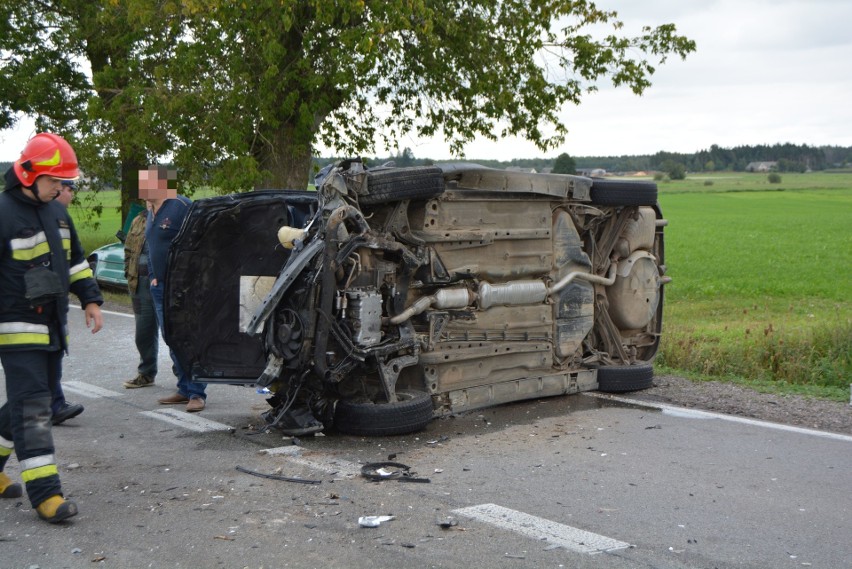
<box><xmin>56</xmin><ymin>183</ymin><xmax>74</xmax><ymax>207</ymax></box>
<box><xmin>138</xmin><ymin>167</ymin><xmax>177</xmax><ymax>201</ymax></box>
<box><xmin>32</xmin><ymin>175</ymin><xmax>63</xmax><ymax>203</ymax></box>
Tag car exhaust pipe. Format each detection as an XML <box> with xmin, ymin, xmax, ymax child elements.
<box><xmin>548</xmin><ymin>263</ymin><xmax>618</xmax><ymax>296</ymax></box>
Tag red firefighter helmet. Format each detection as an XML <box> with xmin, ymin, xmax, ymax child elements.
<box><xmin>13</xmin><ymin>133</ymin><xmax>80</xmax><ymax>186</ymax></box>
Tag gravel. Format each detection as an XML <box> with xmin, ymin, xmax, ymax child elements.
<box><xmin>618</xmin><ymin>374</ymin><xmax>852</xmax><ymax>436</ymax></box>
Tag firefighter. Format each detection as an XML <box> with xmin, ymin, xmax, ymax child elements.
<box><xmin>0</xmin><ymin>133</ymin><xmax>103</xmax><ymax>523</ymax></box>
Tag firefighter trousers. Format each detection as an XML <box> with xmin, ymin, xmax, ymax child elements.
<box><xmin>0</xmin><ymin>349</ymin><xmax>64</xmax><ymax>507</ymax></box>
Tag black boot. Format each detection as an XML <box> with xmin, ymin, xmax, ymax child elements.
<box><xmin>52</xmin><ymin>402</ymin><xmax>84</xmax><ymax>425</ymax></box>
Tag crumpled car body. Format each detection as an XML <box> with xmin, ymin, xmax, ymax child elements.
<box><xmin>165</xmin><ymin>162</ymin><xmax>667</xmax><ymax>436</ymax></box>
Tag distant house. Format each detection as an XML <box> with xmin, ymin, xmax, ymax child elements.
<box><xmin>577</xmin><ymin>168</ymin><xmax>607</xmax><ymax>177</ymax></box>
<box><xmin>745</xmin><ymin>161</ymin><xmax>777</xmax><ymax>172</ymax></box>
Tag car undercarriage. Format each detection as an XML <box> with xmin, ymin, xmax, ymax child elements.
<box><xmin>166</xmin><ymin>161</ymin><xmax>667</xmax><ymax>436</ymax></box>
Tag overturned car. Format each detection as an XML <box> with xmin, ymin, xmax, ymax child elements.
<box><xmin>165</xmin><ymin>161</ymin><xmax>667</xmax><ymax>436</ymax></box>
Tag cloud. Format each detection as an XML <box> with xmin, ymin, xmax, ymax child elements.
<box><xmin>2</xmin><ymin>0</ymin><xmax>850</xmax><ymax>162</ymax></box>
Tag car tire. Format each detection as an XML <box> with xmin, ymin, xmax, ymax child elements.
<box><xmin>596</xmin><ymin>363</ymin><xmax>654</xmax><ymax>393</ymax></box>
<box><xmin>361</xmin><ymin>166</ymin><xmax>445</xmax><ymax>205</ymax></box>
<box><xmin>589</xmin><ymin>180</ymin><xmax>658</xmax><ymax>206</ymax></box>
<box><xmin>333</xmin><ymin>389</ymin><xmax>434</xmax><ymax>436</ymax></box>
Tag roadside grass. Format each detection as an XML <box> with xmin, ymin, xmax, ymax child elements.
<box><xmin>70</xmin><ymin>173</ymin><xmax>851</xmax><ymax>400</ymax></box>
<box><xmin>68</xmin><ymin>190</ymin><xmax>124</xmax><ymax>253</ymax></box>
<box><xmin>655</xmin><ymin>171</ymin><xmax>852</xmax><ymax>193</ymax></box>
<box><xmin>69</xmin><ymin>188</ymin><xmax>219</xmax><ymax>253</ymax></box>
<box><xmin>658</xmin><ymin>178</ymin><xmax>851</xmax><ymax>400</ymax></box>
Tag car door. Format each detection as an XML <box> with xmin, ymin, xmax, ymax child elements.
<box><xmin>164</xmin><ymin>190</ymin><xmax>317</xmax><ymax>384</ymax></box>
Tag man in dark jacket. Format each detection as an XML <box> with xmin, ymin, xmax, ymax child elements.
<box><xmin>0</xmin><ymin>133</ymin><xmax>103</xmax><ymax>523</ymax></box>
<box><xmin>140</xmin><ymin>165</ymin><xmax>207</xmax><ymax>412</ymax></box>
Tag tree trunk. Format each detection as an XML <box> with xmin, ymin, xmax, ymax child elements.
<box><xmin>254</xmin><ymin>124</ymin><xmax>313</xmax><ymax>191</ymax></box>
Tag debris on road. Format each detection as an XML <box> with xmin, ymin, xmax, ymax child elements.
<box><xmin>360</xmin><ymin>461</ymin><xmax>431</xmax><ymax>483</ymax></box>
<box><xmin>359</xmin><ymin>515</ymin><xmax>395</xmax><ymax>528</ymax></box>
<box><xmin>235</xmin><ymin>465</ymin><xmax>322</xmax><ymax>485</ymax></box>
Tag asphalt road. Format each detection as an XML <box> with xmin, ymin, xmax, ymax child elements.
<box><xmin>0</xmin><ymin>307</ymin><xmax>850</xmax><ymax>569</ymax></box>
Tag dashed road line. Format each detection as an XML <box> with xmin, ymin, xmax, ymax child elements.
<box><xmin>61</xmin><ymin>380</ymin><xmax>123</xmax><ymax>399</ymax></box>
<box><xmin>140</xmin><ymin>408</ymin><xmax>235</xmax><ymax>433</ymax></box>
<box><xmin>58</xmin><ymin>380</ymin><xmax>236</xmax><ymax>433</ymax></box>
<box><xmin>260</xmin><ymin>446</ymin><xmax>361</xmax><ymax>477</ymax></box>
<box><xmin>263</xmin><ymin>446</ymin><xmax>632</xmax><ymax>555</ymax></box>
<box><xmin>70</xmin><ymin>303</ymin><xmax>132</xmax><ymax>318</ymax></box>
<box><xmin>584</xmin><ymin>392</ymin><xmax>852</xmax><ymax>443</ymax></box>
<box><xmin>452</xmin><ymin>503</ymin><xmax>631</xmax><ymax>555</ymax></box>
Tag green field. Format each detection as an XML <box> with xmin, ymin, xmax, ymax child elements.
<box><xmin>656</xmin><ymin>173</ymin><xmax>851</xmax><ymax>400</ymax></box>
<box><xmin>69</xmin><ymin>188</ymin><xmax>221</xmax><ymax>253</ymax></box>
<box><xmin>69</xmin><ymin>173</ymin><xmax>852</xmax><ymax>400</ymax></box>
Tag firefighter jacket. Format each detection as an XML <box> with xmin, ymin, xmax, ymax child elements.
<box><xmin>0</xmin><ymin>170</ymin><xmax>103</xmax><ymax>351</ymax></box>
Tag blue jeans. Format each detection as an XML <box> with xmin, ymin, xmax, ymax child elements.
<box><xmin>149</xmin><ymin>281</ymin><xmax>206</xmax><ymax>400</ymax></box>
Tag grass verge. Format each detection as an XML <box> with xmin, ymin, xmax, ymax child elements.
<box><xmin>658</xmin><ymin>176</ymin><xmax>851</xmax><ymax>400</ymax></box>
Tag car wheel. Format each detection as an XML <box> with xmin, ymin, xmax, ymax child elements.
<box><xmin>596</xmin><ymin>363</ymin><xmax>654</xmax><ymax>393</ymax></box>
<box><xmin>589</xmin><ymin>180</ymin><xmax>658</xmax><ymax>206</ymax></box>
<box><xmin>361</xmin><ymin>166</ymin><xmax>445</xmax><ymax>205</ymax></box>
<box><xmin>333</xmin><ymin>389</ymin><xmax>434</xmax><ymax>436</ymax></box>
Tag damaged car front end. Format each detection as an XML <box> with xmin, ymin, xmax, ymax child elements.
<box><xmin>165</xmin><ymin>161</ymin><xmax>668</xmax><ymax>436</ymax></box>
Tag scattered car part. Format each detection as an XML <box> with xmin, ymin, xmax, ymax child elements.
<box><xmin>361</xmin><ymin>462</ymin><xmax>410</xmax><ymax>481</ymax></box>
<box><xmin>235</xmin><ymin>465</ymin><xmax>321</xmax><ymax>485</ymax></box>
<box><xmin>360</xmin><ymin>461</ymin><xmax>430</xmax><ymax>483</ymax></box>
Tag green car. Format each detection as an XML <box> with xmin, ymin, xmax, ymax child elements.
<box><xmin>87</xmin><ymin>241</ymin><xmax>126</xmax><ymax>289</ymax></box>
<box><xmin>86</xmin><ymin>202</ymin><xmax>146</xmax><ymax>290</ymax></box>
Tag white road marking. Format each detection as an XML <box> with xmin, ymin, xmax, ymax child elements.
<box><xmin>584</xmin><ymin>392</ymin><xmax>852</xmax><ymax>443</ymax></box>
<box><xmin>70</xmin><ymin>303</ymin><xmax>132</xmax><ymax>318</ymax></box>
<box><xmin>140</xmin><ymin>408</ymin><xmax>234</xmax><ymax>433</ymax></box>
<box><xmin>452</xmin><ymin>503</ymin><xmax>631</xmax><ymax>554</ymax></box>
<box><xmin>260</xmin><ymin>446</ymin><xmax>361</xmax><ymax>477</ymax></box>
<box><xmin>61</xmin><ymin>381</ymin><xmax>123</xmax><ymax>399</ymax></box>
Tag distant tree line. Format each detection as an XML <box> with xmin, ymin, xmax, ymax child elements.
<box><xmin>574</xmin><ymin>143</ymin><xmax>852</xmax><ymax>173</ymax></box>
<box><xmin>348</xmin><ymin>143</ymin><xmax>852</xmax><ymax>175</ymax></box>
<box><xmin>6</xmin><ymin>143</ymin><xmax>850</xmax><ymax>186</ymax></box>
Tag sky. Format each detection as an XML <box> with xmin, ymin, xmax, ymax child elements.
<box><xmin>2</xmin><ymin>0</ymin><xmax>850</xmax><ymax>162</ymax></box>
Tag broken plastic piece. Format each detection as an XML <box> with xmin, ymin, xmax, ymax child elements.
<box><xmin>361</xmin><ymin>462</ymin><xmax>409</xmax><ymax>480</ymax></box>
<box><xmin>438</xmin><ymin>517</ymin><xmax>458</xmax><ymax>529</ymax></box>
<box><xmin>361</xmin><ymin>461</ymin><xmax>431</xmax><ymax>483</ymax></box>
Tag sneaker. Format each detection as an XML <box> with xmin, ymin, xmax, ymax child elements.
<box><xmin>123</xmin><ymin>374</ymin><xmax>155</xmax><ymax>389</ymax></box>
<box><xmin>36</xmin><ymin>495</ymin><xmax>78</xmax><ymax>523</ymax></box>
<box><xmin>52</xmin><ymin>402</ymin><xmax>84</xmax><ymax>425</ymax></box>
<box><xmin>0</xmin><ymin>472</ymin><xmax>22</xmax><ymax>499</ymax></box>
<box><xmin>185</xmin><ymin>397</ymin><xmax>205</xmax><ymax>413</ymax></box>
